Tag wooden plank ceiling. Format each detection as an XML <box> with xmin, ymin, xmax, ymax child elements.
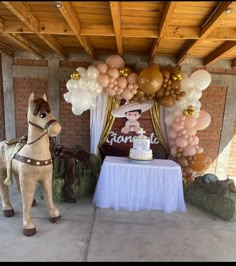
<box><xmin>0</xmin><ymin>1</ymin><xmax>236</xmax><ymax>66</ymax></box>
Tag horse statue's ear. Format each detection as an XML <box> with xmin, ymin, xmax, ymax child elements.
<box><xmin>28</xmin><ymin>92</ymin><xmax>34</xmax><ymax>104</ymax></box>
<box><xmin>42</xmin><ymin>93</ymin><xmax>47</xmax><ymax>102</ymax></box>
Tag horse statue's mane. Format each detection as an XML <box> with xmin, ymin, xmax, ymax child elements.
<box><xmin>0</xmin><ymin>92</ymin><xmax>62</xmax><ymax>237</ymax></box>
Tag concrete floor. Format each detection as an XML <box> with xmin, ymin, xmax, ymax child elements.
<box><xmin>1</xmin><ymin>185</ymin><xmax>236</xmax><ymax>262</ymax></box>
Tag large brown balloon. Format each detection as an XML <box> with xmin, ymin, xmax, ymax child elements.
<box><xmin>138</xmin><ymin>64</ymin><xmax>163</xmax><ymax>94</ymax></box>
<box><xmin>191</xmin><ymin>152</ymin><xmax>212</xmax><ymax>172</ymax></box>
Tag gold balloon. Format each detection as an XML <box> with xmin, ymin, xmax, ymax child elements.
<box><xmin>119</xmin><ymin>67</ymin><xmax>130</xmax><ymax>77</ymax></box>
<box><xmin>172</xmin><ymin>70</ymin><xmax>183</xmax><ymax>81</ymax></box>
<box><xmin>70</xmin><ymin>70</ymin><xmax>80</xmax><ymax>80</ymax></box>
<box><xmin>191</xmin><ymin>152</ymin><xmax>212</xmax><ymax>172</ymax></box>
<box><xmin>183</xmin><ymin>105</ymin><xmax>195</xmax><ymax>116</ymax></box>
<box><xmin>138</xmin><ymin>64</ymin><xmax>163</xmax><ymax>94</ymax></box>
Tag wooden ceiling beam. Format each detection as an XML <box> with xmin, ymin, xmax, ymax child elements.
<box><xmin>0</xmin><ymin>41</ymin><xmax>14</xmax><ymax>57</ymax></box>
<box><xmin>203</xmin><ymin>41</ymin><xmax>236</xmax><ymax>66</ymax></box>
<box><xmin>58</xmin><ymin>1</ymin><xmax>95</xmax><ymax>61</ymax></box>
<box><xmin>149</xmin><ymin>1</ymin><xmax>177</xmax><ymax>63</ymax></box>
<box><xmin>2</xmin><ymin>1</ymin><xmax>67</xmax><ymax>60</ymax></box>
<box><xmin>176</xmin><ymin>1</ymin><xmax>233</xmax><ymax>65</ymax></box>
<box><xmin>2</xmin><ymin>33</ymin><xmax>45</xmax><ymax>59</ymax></box>
<box><xmin>110</xmin><ymin>1</ymin><xmax>123</xmax><ymax>56</ymax></box>
<box><xmin>231</xmin><ymin>58</ymin><xmax>236</xmax><ymax>68</ymax></box>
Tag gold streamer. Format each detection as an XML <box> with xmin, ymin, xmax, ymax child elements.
<box><xmin>150</xmin><ymin>100</ymin><xmax>169</xmax><ymax>154</ymax></box>
<box><xmin>98</xmin><ymin>96</ymin><xmax>121</xmax><ymax>146</ymax></box>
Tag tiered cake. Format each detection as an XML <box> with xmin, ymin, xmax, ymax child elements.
<box><xmin>129</xmin><ymin>128</ymin><xmax>153</xmax><ymax>160</ymax></box>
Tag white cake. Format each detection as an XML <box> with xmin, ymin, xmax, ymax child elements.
<box><xmin>129</xmin><ymin>129</ymin><xmax>153</xmax><ymax>160</ymax></box>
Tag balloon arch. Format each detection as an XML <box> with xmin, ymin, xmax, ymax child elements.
<box><xmin>64</xmin><ymin>54</ymin><xmax>212</xmax><ymax>185</ymax></box>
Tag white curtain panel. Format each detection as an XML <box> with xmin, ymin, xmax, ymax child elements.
<box><xmin>90</xmin><ymin>92</ymin><xmax>108</xmax><ymax>154</ymax></box>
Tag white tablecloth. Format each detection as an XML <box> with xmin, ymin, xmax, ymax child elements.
<box><xmin>93</xmin><ymin>156</ymin><xmax>187</xmax><ymax>213</ymax></box>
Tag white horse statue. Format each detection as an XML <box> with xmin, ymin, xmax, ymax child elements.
<box><xmin>0</xmin><ymin>92</ymin><xmax>62</xmax><ymax>236</ymax></box>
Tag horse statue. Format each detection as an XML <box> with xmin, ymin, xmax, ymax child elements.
<box><xmin>0</xmin><ymin>92</ymin><xmax>62</xmax><ymax>237</ymax></box>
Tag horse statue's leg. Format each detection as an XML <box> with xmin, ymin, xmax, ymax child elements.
<box><xmin>39</xmin><ymin>175</ymin><xmax>61</xmax><ymax>223</ymax></box>
<box><xmin>19</xmin><ymin>173</ymin><xmax>38</xmax><ymax>237</ymax></box>
<box><xmin>0</xmin><ymin>167</ymin><xmax>14</xmax><ymax>217</ymax></box>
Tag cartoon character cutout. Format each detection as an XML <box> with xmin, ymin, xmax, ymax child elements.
<box><xmin>111</xmin><ymin>100</ymin><xmax>154</xmax><ymax>134</ymax></box>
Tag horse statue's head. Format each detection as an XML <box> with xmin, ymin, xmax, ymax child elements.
<box><xmin>27</xmin><ymin>92</ymin><xmax>61</xmax><ymax>137</ymax></box>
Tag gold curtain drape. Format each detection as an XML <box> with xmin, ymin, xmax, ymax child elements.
<box><xmin>98</xmin><ymin>96</ymin><xmax>120</xmax><ymax>146</ymax></box>
<box><xmin>150</xmin><ymin>100</ymin><xmax>169</xmax><ymax>154</ymax></box>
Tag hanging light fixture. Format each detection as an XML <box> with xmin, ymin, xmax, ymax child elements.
<box><xmin>56</xmin><ymin>1</ymin><xmax>62</xmax><ymax>8</ymax></box>
<box><xmin>225</xmin><ymin>7</ymin><xmax>233</xmax><ymax>14</ymax></box>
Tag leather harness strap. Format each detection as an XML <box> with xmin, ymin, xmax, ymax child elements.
<box><xmin>13</xmin><ymin>154</ymin><xmax>53</xmax><ymax>166</ymax></box>
<box><xmin>28</xmin><ymin>119</ymin><xmax>57</xmax><ymax>131</ymax></box>
<box><xmin>13</xmin><ymin>119</ymin><xmax>57</xmax><ymax>165</ymax></box>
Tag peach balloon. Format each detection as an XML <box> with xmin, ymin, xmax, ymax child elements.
<box><xmin>184</xmin><ymin>116</ymin><xmax>197</xmax><ymax>129</ymax></box>
<box><xmin>128</xmin><ymin>73</ymin><xmax>138</xmax><ymax>84</ymax></box>
<box><xmin>168</xmin><ymin>128</ymin><xmax>177</xmax><ymax>139</ymax></box>
<box><xmin>175</xmin><ymin>137</ymin><xmax>188</xmax><ymax>148</ymax></box>
<box><xmin>117</xmin><ymin>77</ymin><xmax>128</xmax><ymax>89</ymax></box>
<box><xmin>97</xmin><ymin>63</ymin><xmax>108</xmax><ymax>74</ymax></box>
<box><xmin>107</xmin><ymin>68</ymin><xmax>120</xmax><ymax>79</ymax></box>
<box><xmin>97</xmin><ymin>74</ymin><xmax>109</xmax><ymax>88</ymax></box>
<box><xmin>194</xmin><ymin>110</ymin><xmax>211</xmax><ymax>130</ymax></box>
<box><xmin>186</xmin><ymin>127</ymin><xmax>197</xmax><ymax>136</ymax></box>
<box><xmin>106</xmin><ymin>55</ymin><xmax>125</xmax><ymax>68</ymax></box>
<box><xmin>121</xmin><ymin>89</ymin><xmax>133</xmax><ymax>101</ymax></box>
<box><xmin>183</xmin><ymin>145</ymin><xmax>196</xmax><ymax>156</ymax></box>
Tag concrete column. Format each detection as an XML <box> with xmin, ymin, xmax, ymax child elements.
<box><xmin>213</xmin><ymin>74</ymin><xmax>236</xmax><ymax>179</ymax></box>
<box><xmin>1</xmin><ymin>54</ymin><xmax>15</xmax><ymax>139</ymax></box>
<box><xmin>48</xmin><ymin>59</ymin><xmax>61</xmax><ymax>143</ymax></box>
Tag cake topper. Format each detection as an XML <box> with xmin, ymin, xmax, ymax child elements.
<box><xmin>111</xmin><ymin>100</ymin><xmax>154</xmax><ymax>134</ymax></box>
<box><xmin>138</xmin><ymin>128</ymin><xmax>146</xmax><ymax>136</ymax></box>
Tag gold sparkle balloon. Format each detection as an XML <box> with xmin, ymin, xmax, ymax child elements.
<box><xmin>70</xmin><ymin>70</ymin><xmax>80</xmax><ymax>80</ymax></box>
<box><xmin>183</xmin><ymin>110</ymin><xmax>189</xmax><ymax>116</ymax></box>
<box><xmin>183</xmin><ymin>105</ymin><xmax>195</xmax><ymax>116</ymax></box>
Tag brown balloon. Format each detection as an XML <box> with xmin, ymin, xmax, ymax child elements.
<box><xmin>138</xmin><ymin>64</ymin><xmax>163</xmax><ymax>94</ymax></box>
<box><xmin>177</xmin><ymin>157</ymin><xmax>189</xmax><ymax>168</ymax></box>
<box><xmin>183</xmin><ymin>166</ymin><xmax>194</xmax><ymax>176</ymax></box>
<box><xmin>159</xmin><ymin>95</ymin><xmax>175</xmax><ymax>107</ymax></box>
<box><xmin>160</xmin><ymin>67</ymin><xmax>170</xmax><ymax>79</ymax></box>
<box><xmin>191</xmin><ymin>152</ymin><xmax>212</xmax><ymax>172</ymax></box>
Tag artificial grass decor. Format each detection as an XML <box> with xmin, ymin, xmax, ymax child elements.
<box><xmin>52</xmin><ymin>154</ymin><xmax>101</xmax><ymax>203</ymax></box>
<box><xmin>184</xmin><ymin>182</ymin><xmax>236</xmax><ymax>221</ymax></box>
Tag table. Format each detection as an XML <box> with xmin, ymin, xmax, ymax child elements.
<box><xmin>93</xmin><ymin>156</ymin><xmax>187</xmax><ymax>213</ymax></box>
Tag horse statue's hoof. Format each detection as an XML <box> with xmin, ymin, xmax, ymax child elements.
<box><xmin>3</xmin><ymin>209</ymin><xmax>14</xmax><ymax>217</ymax></box>
<box><xmin>32</xmin><ymin>198</ymin><xmax>37</xmax><ymax>207</ymax></box>
<box><xmin>23</xmin><ymin>228</ymin><xmax>37</xmax><ymax>237</ymax></box>
<box><xmin>49</xmin><ymin>215</ymin><xmax>62</xmax><ymax>224</ymax></box>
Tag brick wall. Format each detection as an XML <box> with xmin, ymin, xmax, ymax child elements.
<box><xmin>196</xmin><ymin>85</ymin><xmax>227</xmax><ymax>173</ymax></box>
<box><xmin>60</xmin><ymin>81</ymin><xmax>90</xmax><ymax>151</ymax></box>
<box><xmin>0</xmin><ymin>54</ymin><xmax>5</xmax><ymax>141</ymax></box>
<box><xmin>14</xmin><ymin>77</ymin><xmax>48</xmax><ymax>138</ymax></box>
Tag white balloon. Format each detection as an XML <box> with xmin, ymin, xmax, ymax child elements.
<box><xmin>87</xmin><ymin>66</ymin><xmax>99</xmax><ymax>79</ymax></box>
<box><xmin>77</xmin><ymin>90</ymin><xmax>93</xmax><ymax>110</ymax></box>
<box><xmin>190</xmin><ymin>70</ymin><xmax>211</xmax><ymax>90</ymax></box>
<box><xmin>72</xmin><ymin>106</ymin><xmax>83</xmax><ymax>116</ymax></box>
<box><xmin>78</xmin><ymin>77</ymin><xmax>89</xmax><ymax>90</ymax></box>
<box><xmin>63</xmin><ymin>92</ymin><xmax>72</xmax><ymax>103</ymax></box>
<box><xmin>66</xmin><ymin>79</ymin><xmax>80</xmax><ymax>92</ymax></box>
<box><xmin>180</xmin><ymin>77</ymin><xmax>194</xmax><ymax>92</ymax></box>
<box><xmin>76</xmin><ymin>67</ymin><xmax>87</xmax><ymax>77</ymax></box>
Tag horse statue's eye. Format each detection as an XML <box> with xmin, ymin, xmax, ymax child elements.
<box><xmin>39</xmin><ymin>113</ymin><xmax>46</xmax><ymax>118</ymax></box>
